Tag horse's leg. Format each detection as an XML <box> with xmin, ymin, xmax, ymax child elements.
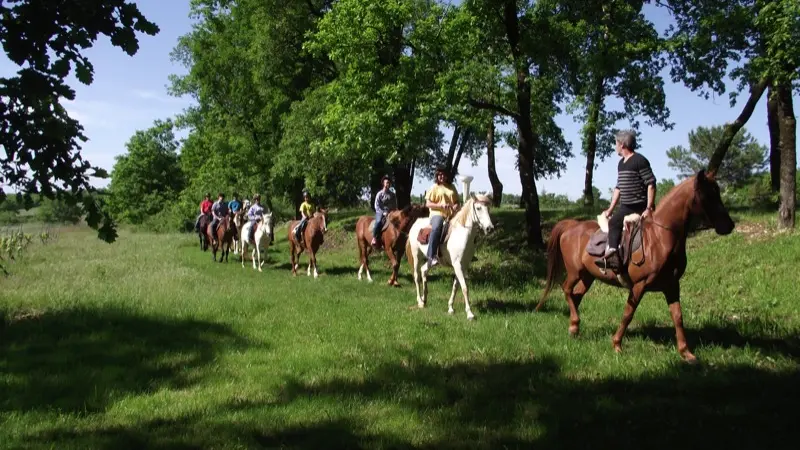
<box><xmin>563</xmin><ymin>274</ymin><xmax>593</xmax><ymax>336</ymax></box>
<box><xmin>256</xmin><ymin>243</ymin><xmax>262</xmax><ymax>272</ymax></box>
<box><xmin>290</xmin><ymin>242</ymin><xmax>298</xmax><ymax>276</ymax></box>
<box><xmin>412</xmin><ymin>249</ymin><xmax>425</xmax><ymax>308</ymax></box>
<box><xmin>241</xmin><ymin>242</ymin><xmax>246</xmax><ymax>268</ymax></box>
<box><xmin>664</xmin><ymin>282</ymin><xmax>696</xmax><ymax>363</ymax></box>
<box><xmin>612</xmin><ymin>281</ymin><xmax>647</xmax><ymax>354</ymax></box>
<box><xmin>419</xmin><ymin>259</ymin><xmax>430</xmax><ymax>308</ymax></box>
<box><xmin>365</xmin><ymin>245</ymin><xmax>374</xmax><ymax>282</ymax></box>
<box><xmin>452</xmin><ymin>262</ymin><xmax>475</xmax><ymax>320</ymax></box>
<box><xmin>386</xmin><ymin>241</ymin><xmax>399</xmax><ymax>286</ymax></box>
<box><xmin>447</xmin><ymin>276</ymin><xmax>459</xmax><ymax>315</ymax></box>
<box><xmin>357</xmin><ymin>239</ymin><xmax>364</xmax><ymax>280</ymax></box>
<box><xmin>311</xmin><ymin>249</ymin><xmax>319</xmax><ymax>278</ymax></box>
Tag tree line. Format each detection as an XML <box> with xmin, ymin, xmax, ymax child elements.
<box><xmin>1</xmin><ymin>0</ymin><xmax>797</xmax><ymax>248</ymax></box>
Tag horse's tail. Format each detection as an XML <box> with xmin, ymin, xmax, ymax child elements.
<box><xmin>535</xmin><ymin>219</ymin><xmax>574</xmax><ymax>312</ymax></box>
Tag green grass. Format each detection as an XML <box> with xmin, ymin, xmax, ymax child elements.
<box><xmin>1</xmin><ymin>208</ymin><xmax>799</xmax><ymax>449</ymax></box>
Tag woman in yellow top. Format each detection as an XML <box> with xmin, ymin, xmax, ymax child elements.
<box><xmin>424</xmin><ymin>167</ymin><xmax>460</xmax><ymax>267</ymax></box>
<box><xmin>295</xmin><ymin>191</ymin><xmax>314</xmax><ymax>242</ymax></box>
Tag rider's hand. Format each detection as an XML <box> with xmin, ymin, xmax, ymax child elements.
<box><xmin>642</xmin><ymin>208</ymin><xmax>652</xmax><ymax>219</ymax></box>
<box><xmin>603</xmin><ymin>208</ymin><xmax>612</xmax><ymax>218</ymax></box>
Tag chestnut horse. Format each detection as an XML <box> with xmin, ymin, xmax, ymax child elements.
<box><xmin>205</xmin><ymin>216</ymin><xmax>235</xmax><ymax>263</ymax></box>
<box><xmin>287</xmin><ymin>209</ymin><xmax>328</xmax><ymax>278</ymax></box>
<box><xmin>355</xmin><ymin>204</ymin><xmax>429</xmax><ymax>286</ymax></box>
<box><xmin>536</xmin><ymin>170</ymin><xmax>734</xmax><ymax>363</ymax></box>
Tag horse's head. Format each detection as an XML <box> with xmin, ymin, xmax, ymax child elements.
<box><xmin>693</xmin><ymin>169</ymin><xmax>735</xmax><ymax>235</ymax></box>
<box><xmin>393</xmin><ymin>204</ymin><xmax>428</xmax><ymax>233</ymax></box>
<box><xmin>259</xmin><ymin>211</ymin><xmax>274</xmax><ymax>236</ymax></box>
<box><xmin>314</xmin><ymin>208</ymin><xmax>329</xmax><ymax>233</ymax></box>
<box><xmin>466</xmin><ymin>193</ymin><xmax>495</xmax><ymax>234</ymax></box>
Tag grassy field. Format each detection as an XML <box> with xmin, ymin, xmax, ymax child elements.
<box><xmin>1</xmin><ymin>207</ymin><xmax>799</xmax><ymax>449</ymax></box>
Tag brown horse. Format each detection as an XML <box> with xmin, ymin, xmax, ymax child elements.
<box><xmin>355</xmin><ymin>204</ymin><xmax>429</xmax><ymax>286</ymax></box>
<box><xmin>197</xmin><ymin>214</ymin><xmax>211</xmax><ymax>251</ymax></box>
<box><xmin>205</xmin><ymin>216</ymin><xmax>235</xmax><ymax>263</ymax></box>
<box><xmin>287</xmin><ymin>209</ymin><xmax>329</xmax><ymax>278</ymax></box>
<box><xmin>536</xmin><ymin>170</ymin><xmax>735</xmax><ymax>363</ymax></box>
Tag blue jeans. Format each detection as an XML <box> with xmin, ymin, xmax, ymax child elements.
<box><xmin>295</xmin><ymin>218</ymin><xmax>308</xmax><ymax>241</ymax></box>
<box><xmin>427</xmin><ymin>215</ymin><xmax>445</xmax><ymax>261</ymax></box>
<box><xmin>372</xmin><ymin>211</ymin><xmax>385</xmax><ymax>242</ymax></box>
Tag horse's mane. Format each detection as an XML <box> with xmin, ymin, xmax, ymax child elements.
<box><xmin>452</xmin><ymin>194</ymin><xmax>492</xmax><ymax>227</ymax></box>
<box><xmin>656</xmin><ymin>174</ymin><xmax>697</xmax><ymax>208</ymax></box>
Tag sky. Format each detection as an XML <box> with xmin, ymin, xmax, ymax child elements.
<box><xmin>1</xmin><ymin>0</ymin><xmax>797</xmax><ymax>201</ymax></box>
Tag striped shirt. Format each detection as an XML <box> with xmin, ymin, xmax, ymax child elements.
<box><xmin>615</xmin><ymin>153</ymin><xmax>656</xmax><ymax>206</ymax></box>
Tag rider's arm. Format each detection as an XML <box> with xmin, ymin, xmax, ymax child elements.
<box><xmin>608</xmin><ymin>188</ymin><xmax>620</xmax><ymax>211</ymax></box>
<box><xmin>646</xmin><ymin>184</ymin><xmax>656</xmax><ymax>211</ymax></box>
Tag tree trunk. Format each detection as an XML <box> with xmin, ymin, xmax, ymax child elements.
<box><xmin>445</xmin><ymin>126</ymin><xmax>461</xmax><ymax>174</ymax></box>
<box><xmin>486</xmin><ymin>118</ymin><xmax>503</xmax><ymax>207</ymax></box>
<box><xmin>708</xmin><ymin>78</ymin><xmax>769</xmax><ymax>173</ymax></box>
<box><xmin>776</xmin><ymin>83</ymin><xmax>796</xmax><ymax>229</ymax></box>
<box><xmin>582</xmin><ymin>75</ymin><xmax>605</xmax><ymax>206</ymax></box>
<box><xmin>451</xmin><ymin>129</ymin><xmax>471</xmax><ymax>176</ymax></box>
<box><xmin>767</xmin><ymin>85</ymin><xmax>781</xmax><ymax>192</ymax></box>
<box><xmin>292</xmin><ymin>178</ymin><xmax>305</xmax><ymax>220</ymax></box>
<box><xmin>392</xmin><ymin>162</ymin><xmax>413</xmax><ymax>209</ymax></box>
<box><xmin>503</xmin><ymin>0</ymin><xmax>544</xmax><ymax>249</ymax></box>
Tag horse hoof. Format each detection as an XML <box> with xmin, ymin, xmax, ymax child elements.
<box><xmin>613</xmin><ymin>343</ymin><xmax>623</xmax><ymax>353</ymax></box>
<box><xmin>681</xmin><ymin>351</ymin><xmax>699</xmax><ymax>364</ymax></box>
<box><xmin>448</xmin><ymin>309</ymin><xmax>454</xmax><ymax>315</ymax></box>
<box><xmin>467</xmin><ymin>315</ymin><xmax>476</xmax><ymax>321</ymax></box>
<box><xmin>568</xmin><ymin>325</ymin><xmax>580</xmax><ymax>337</ymax></box>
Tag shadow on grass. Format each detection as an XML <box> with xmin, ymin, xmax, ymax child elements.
<box><xmin>631</xmin><ymin>316</ymin><xmax>800</xmax><ymax>360</ymax></box>
<box><xmin>18</xmin><ymin>351</ymin><xmax>800</xmax><ymax>448</ymax></box>
<box><xmin>0</xmin><ymin>307</ymin><xmax>248</xmax><ymax>413</ymax></box>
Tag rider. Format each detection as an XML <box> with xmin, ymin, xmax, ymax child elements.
<box><xmin>424</xmin><ymin>167</ymin><xmax>460</xmax><ymax>268</ymax></box>
<box><xmin>210</xmin><ymin>192</ymin><xmax>229</xmax><ymax>246</ymax></box>
<box><xmin>228</xmin><ymin>192</ymin><xmax>242</xmax><ymax>237</ymax></box>
<box><xmin>246</xmin><ymin>194</ymin><xmax>265</xmax><ymax>244</ymax></box>
<box><xmin>294</xmin><ymin>191</ymin><xmax>314</xmax><ymax>244</ymax></box>
<box><xmin>599</xmin><ymin>129</ymin><xmax>657</xmax><ymax>269</ymax></box>
<box><xmin>194</xmin><ymin>193</ymin><xmax>213</xmax><ymax>232</ymax></box>
<box><xmin>372</xmin><ymin>175</ymin><xmax>397</xmax><ymax>247</ymax></box>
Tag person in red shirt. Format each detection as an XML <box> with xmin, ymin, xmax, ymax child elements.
<box><xmin>194</xmin><ymin>193</ymin><xmax>213</xmax><ymax>232</ymax></box>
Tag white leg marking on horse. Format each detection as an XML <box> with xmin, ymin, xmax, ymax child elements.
<box><xmin>447</xmin><ymin>276</ymin><xmax>459</xmax><ymax>315</ymax></box>
<box><xmin>452</xmin><ymin>263</ymin><xmax>474</xmax><ymax>320</ymax></box>
<box><xmin>358</xmin><ymin>264</ymin><xmax>363</xmax><ymax>280</ymax></box>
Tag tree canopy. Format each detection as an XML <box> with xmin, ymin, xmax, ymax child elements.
<box><xmin>0</xmin><ymin>0</ymin><xmax>159</xmax><ymax>242</ymax></box>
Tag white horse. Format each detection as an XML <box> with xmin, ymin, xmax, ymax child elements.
<box><xmin>406</xmin><ymin>194</ymin><xmax>495</xmax><ymax>320</ymax></box>
<box><xmin>239</xmin><ymin>212</ymin><xmax>274</xmax><ymax>272</ymax></box>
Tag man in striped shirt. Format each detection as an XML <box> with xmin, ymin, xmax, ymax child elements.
<box><xmin>600</xmin><ymin>130</ymin><xmax>657</xmax><ymax>266</ymax></box>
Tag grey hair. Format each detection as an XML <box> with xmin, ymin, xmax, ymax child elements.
<box><xmin>615</xmin><ymin>129</ymin><xmax>637</xmax><ymax>151</ymax></box>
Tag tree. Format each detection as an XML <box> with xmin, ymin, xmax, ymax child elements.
<box><xmin>107</xmin><ymin>120</ymin><xmax>185</xmax><ymax>225</ymax></box>
<box><xmin>567</xmin><ymin>0</ymin><xmax>673</xmax><ymax>206</ymax></box>
<box><xmin>662</xmin><ymin>0</ymin><xmax>799</xmax><ymax>228</ymax></box>
<box><xmin>461</xmin><ymin>0</ymin><xmax>578</xmax><ymax>249</ymax></box>
<box><xmin>0</xmin><ymin>0</ymin><xmax>159</xmax><ymax>242</ymax></box>
<box><xmin>666</xmin><ymin>125</ymin><xmax>768</xmax><ymax>188</ymax></box>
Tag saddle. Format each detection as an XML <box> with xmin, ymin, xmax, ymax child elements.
<box><xmin>417</xmin><ymin>220</ymin><xmax>451</xmax><ymax>259</ymax></box>
<box><xmin>293</xmin><ymin>220</ymin><xmax>309</xmax><ymax>247</ymax></box>
<box><xmin>586</xmin><ymin>213</ymin><xmax>645</xmax><ymax>271</ymax></box>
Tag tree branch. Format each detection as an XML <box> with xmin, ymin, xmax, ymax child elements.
<box><xmin>708</xmin><ymin>77</ymin><xmax>770</xmax><ymax>173</ymax></box>
<box><xmin>468</xmin><ymin>99</ymin><xmax>520</xmax><ymax>121</ymax></box>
